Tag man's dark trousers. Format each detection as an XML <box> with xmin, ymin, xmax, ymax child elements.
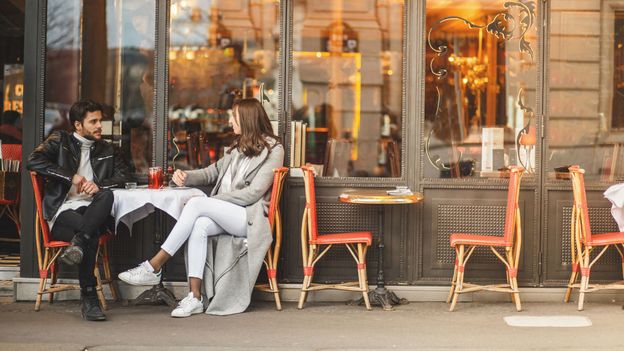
<box><xmin>51</xmin><ymin>189</ymin><xmax>114</xmax><ymax>288</ymax></box>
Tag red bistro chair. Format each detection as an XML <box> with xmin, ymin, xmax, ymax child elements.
<box><xmin>30</xmin><ymin>171</ymin><xmax>116</xmax><ymax>311</ymax></box>
<box><xmin>298</xmin><ymin>166</ymin><xmax>373</xmax><ymax>310</ymax></box>
<box><xmin>564</xmin><ymin>166</ymin><xmax>624</xmax><ymax>310</ymax></box>
<box><xmin>0</xmin><ymin>144</ymin><xmax>21</xmax><ymax>236</ymax></box>
<box><xmin>255</xmin><ymin>167</ymin><xmax>289</xmax><ymax>310</ymax></box>
<box><xmin>447</xmin><ymin>166</ymin><xmax>524</xmax><ymax>311</ymax></box>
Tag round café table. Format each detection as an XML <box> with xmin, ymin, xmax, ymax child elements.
<box><xmin>112</xmin><ymin>186</ymin><xmax>206</xmax><ymax>306</ymax></box>
<box><xmin>339</xmin><ymin>189</ymin><xmax>423</xmax><ymax>310</ymax></box>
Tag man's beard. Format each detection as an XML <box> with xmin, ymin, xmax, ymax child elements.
<box><xmin>84</xmin><ymin>131</ymin><xmax>101</xmax><ymax>141</ymax></box>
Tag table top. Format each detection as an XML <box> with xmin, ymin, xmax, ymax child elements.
<box><xmin>112</xmin><ymin>186</ymin><xmax>206</xmax><ymax>232</ymax></box>
<box><xmin>339</xmin><ymin>189</ymin><xmax>423</xmax><ymax>205</ymax></box>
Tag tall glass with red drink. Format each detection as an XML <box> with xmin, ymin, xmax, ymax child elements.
<box><xmin>148</xmin><ymin>166</ymin><xmax>163</xmax><ymax>189</ymax></box>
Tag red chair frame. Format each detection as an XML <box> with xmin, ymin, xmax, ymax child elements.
<box><xmin>298</xmin><ymin>166</ymin><xmax>373</xmax><ymax>310</ymax></box>
<box><xmin>447</xmin><ymin>166</ymin><xmax>524</xmax><ymax>311</ymax></box>
<box><xmin>255</xmin><ymin>167</ymin><xmax>289</xmax><ymax>310</ymax></box>
<box><xmin>564</xmin><ymin>165</ymin><xmax>624</xmax><ymax>310</ymax></box>
<box><xmin>30</xmin><ymin>171</ymin><xmax>116</xmax><ymax>311</ymax></box>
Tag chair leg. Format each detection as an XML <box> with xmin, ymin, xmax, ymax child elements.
<box><xmin>35</xmin><ymin>277</ymin><xmax>46</xmax><ymax>312</ymax></box>
<box><xmin>577</xmin><ymin>275</ymin><xmax>587</xmax><ymax>311</ymax></box>
<box><xmin>577</xmin><ymin>250</ymin><xmax>590</xmax><ymax>311</ymax></box>
<box><xmin>35</xmin><ymin>249</ymin><xmax>50</xmax><ymax>312</ymax></box>
<box><xmin>6</xmin><ymin>204</ymin><xmax>20</xmax><ymax>237</ymax></box>
<box><xmin>298</xmin><ymin>275</ymin><xmax>311</xmax><ymax>309</ymax></box>
<box><xmin>564</xmin><ymin>260</ymin><xmax>579</xmax><ymax>303</ymax></box>
<box><xmin>505</xmin><ymin>269</ymin><xmax>515</xmax><ymax>304</ymax></box>
<box><xmin>357</xmin><ymin>244</ymin><xmax>371</xmax><ymax>310</ymax></box>
<box><xmin>298</xmin><ymin>246</ymin><xmax>316</xmax><ymax>309</ymax></box>
<box><xmin>49</xmin><ymin>262</ymin><xmax>57</xmax><ymax>304</ymax></box>
<box><xmin>511</xmin><ymin>276</ymin><xmax>522</xmax><ymax>312</ymax></box>
<box><xmin>93</xmin><ymin>246</ymin><xmax>108</xmax><ymax>311</ymax></box>
<box><xmin>271</xmin><ymin>276</ymin><xmax>282</xmax><ymax>311</ymax></box>
<box><xmin>577</xmin><ymin>270</ymin><xmax>591</xmax><ymax>312</ymax></box>
<box><xmin>450</xmin><ymin>245</ymin><xmax>464</xmax><ymax>312</ymax></box>
<box><xmin>101</xmin><ymin>244</ymin><xmax>118</xmax><ymax>301</ymax></box>
<box><xmin>505</xmin><ymin>250</ymin><xmax>521</xmax><ymax>311</ymax></box>
<box><xmin>447</xmin><ymin>257</ymin><xmax>459</xmax><ymax>303</ymax></box>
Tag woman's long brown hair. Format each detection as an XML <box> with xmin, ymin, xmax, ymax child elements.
<box><xmin>229</xmin><ymin>98</ymin><xmax>280</xmax><ymax>157</ymax></box>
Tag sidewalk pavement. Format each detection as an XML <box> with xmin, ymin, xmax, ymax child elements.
<box><xmin>2</xmin><ymin>299</ymin><xmax>624</xmax><ymax>350</ymax></box>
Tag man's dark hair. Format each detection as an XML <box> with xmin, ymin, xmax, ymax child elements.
<box><xmin>69</xmin><ymin>100</ymin><xmax>103</xmax><ymax>130</ymax></box>
<box><xmin>1</xmin><ymin>110</ymin><xmax>20</xmax><ymax>125</ymax></box>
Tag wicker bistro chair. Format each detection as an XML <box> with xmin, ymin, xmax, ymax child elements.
<box><xmin>564</xmin><ymin>166</ymin><xmax>624</xmax><ymax>310</ymax></box>
<box><xmin>0</xmin><ymin>144</ymin><xmax>22</xmax><ymax>236</ymax></box>
<box><xmin>447</xmin><ymin>166</ymin><xmax>524</xmax><ymax>312</ymax></box>
<box><xmin>298</xmin><ymin>166</ymin><xmax>373</xmax><ymax>310</ymax></box>
<box><xmin>255</xmin><ymin>167</ymin><xmax>289</xmax><ymax>310</ymax></box>
<box><xmin>30</xmin><ymin>171</ymin><xmax>117</xmax><ymax>311</ymax></box>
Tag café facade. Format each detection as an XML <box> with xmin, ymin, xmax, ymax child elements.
<box><xmin>7</xmin><ymin>0</ymin><xmax>624</xmax><ymax>300</ymax></box>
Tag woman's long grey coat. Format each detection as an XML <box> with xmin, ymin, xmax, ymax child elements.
<box><xmin>182</xmin><ymin>140</ymin><xmax>284</xmax><ymax>315</ymax></box>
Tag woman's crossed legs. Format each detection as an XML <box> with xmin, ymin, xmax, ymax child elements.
<box><xmin>118</xmin><ymin>196</ymin><xmax>246</xmax><ymax>316</ymax></box>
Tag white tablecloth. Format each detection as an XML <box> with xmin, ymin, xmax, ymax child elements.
<box><xmin>604</xmin><ymin>183</ymin><xmax>624</xmax><ymax>231</ymax></box>
<box><xmin>111</xmin><ymin>186</ymin><xmax>206</xmax><ymax>232</ymax></box>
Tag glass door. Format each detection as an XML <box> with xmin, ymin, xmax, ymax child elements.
<box><xmin>420</xmin><ymin>0</ymin><xmax>542</xmax><ymax>284</ymax></box>
<box><xmin>543</xmin><ymin>0</ymin><xmax>624</xmax><ymax>284</ymax></box>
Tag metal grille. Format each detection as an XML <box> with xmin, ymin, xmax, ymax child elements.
<box><xmin>436</xmin><ymin>204</ymin><xmax>507</xmax><ymax>265</ymax></box>
<box><xmin>561</xmin><ymin>206</ymin><xmax>620</xmax><ymax>265</ymax></box>
<box><xmin>313</xmin><ymin>202</ymin><xmax>379</xmax><ymax>269</ymax></box>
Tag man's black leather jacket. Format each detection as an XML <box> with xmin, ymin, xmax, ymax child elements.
<box><xmin>27</xmin><ymin>130</ymin><xmax>130</xmax><ymax>220</ymax></box>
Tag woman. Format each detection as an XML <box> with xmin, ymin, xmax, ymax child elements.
<box><xmin>119</xmin><ymin>98</ymin><xmax>284</xmax><ymax>317</ymax></box>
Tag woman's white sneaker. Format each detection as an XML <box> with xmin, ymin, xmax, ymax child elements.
<box><xmin>118</xmin><ymin>262</ymin><xmax>161</xmax><ymax>286</ymax></box>
<box><xmin>171</xmin><ymin>292</ymin><xmax>204</xmax><ymax>318</ymax></box>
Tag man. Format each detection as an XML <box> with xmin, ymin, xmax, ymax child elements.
<box><xmin>0</xmin><ymin>110</ymin><xmax>22</xmax><ymax>144</ymax></box>
<box><xmin>27</xmin><ymin>100</ymin><xmax>129</xmax><ymax>321</ymax></box>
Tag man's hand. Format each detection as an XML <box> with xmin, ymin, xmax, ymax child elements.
<box><xmin>72</xmin><ymin>174</ymin><xmax>86</xmax><ymax>193</ymax></box>
<box><xmin>172</xmin><ymin>170</ymin><xmax>187</xmax><ymax>187</ymax></box>
<box><xmin>82</xmin><ymin>181</ymin><xmax>100</xmax><ymax>196</ymax></box>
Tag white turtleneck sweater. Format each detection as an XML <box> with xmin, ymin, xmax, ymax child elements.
<box><xmin>48</xmin><ymin>133</ymin><xmax>96</xmax><ymax>229</ymax></box>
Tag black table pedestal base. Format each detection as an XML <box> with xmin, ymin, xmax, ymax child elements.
<box><xmin>131</xmin><ymin>283</ymin><xmax>177</xmax><ymax>307</ymax></box>
<box><xmin>348</xmin><ymin>287</ymin><xmax>409</xmax><ymax>310</ymax></box>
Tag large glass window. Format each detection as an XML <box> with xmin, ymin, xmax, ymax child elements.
<box><xmin>424</xmin><ymin>0</ymin><xmax>538</xmax><ymax>179</ymax></box>
<box><xmin>167</xmin><ymin>0</ymin><xmax>280</xmax><ymax>170</ymax></box>
<box><xmin>291</xmin><ymin>0</ymin><xmax>404</xmax><ymax>178</ymax></box>
<box><xmin>1</xmin><ymin>0</ymin><xmax>24</xmax><ymax>146</ymax></box>
<box><xmin>44</xmin><ymin>0</ymin><xmax>155</xmax><ymax>173</ymax></box>
<box><xmin>547</xmin><ymin>1</ymin><xmax>624</xmax><ymax>182</ymax></box>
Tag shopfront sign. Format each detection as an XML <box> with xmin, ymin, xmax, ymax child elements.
<box><xmin>3</xmin><ymin>64</ymin><xmax>23</xmax><ymax>114</ymax></box>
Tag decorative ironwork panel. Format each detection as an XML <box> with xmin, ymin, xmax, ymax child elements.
<box><xmin>436</xmin><ymin>204</ymin><xmax>507</xmax><ymax>265</ymax></box>
<box><xmin>561</xmin><ymin>206</ymin><xmax>620</xmax><ymax>265</ymax></box>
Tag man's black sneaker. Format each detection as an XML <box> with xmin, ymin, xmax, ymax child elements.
<box><xmin>59</xmin><ymin>236</ymin><xmax>84</xmax><ymax>266</ymax></box>
<box><xmin>81</xmin><ymin>288</ymin><xmax>106</xmax><ymax>321</ymax></box>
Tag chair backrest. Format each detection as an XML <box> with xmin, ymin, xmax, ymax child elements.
<box><xmin>503</xmin><ymin>166</ymin><xmax>524</xmax><ymax>245</ymax></box>
<box><xmin>323</xmin><ymin>139</ymin><xmax>351</xmax><ymax>177</ymax></box>
<box><xmin>568</xmin><ymin>165</ymin><xmax>592</xmax><ymax>243</ymax></box>
<box><xmin>1</xmin><ymin>143</ymin><xmax>22</xmax><ymax>161</ymax></box>
<box><xmin>268</xmin><ymin>167</ymin><xmax>289</xmax><ymax>231</ymax></box>
<box><xmin>301</xmin><ymin>166</ymin><xmax>319</xmax><ymax>241</ymax></box>
<box><xmin>29</xmin><ymin>171</ymin><xmax>52</xmax><ymax>246</ymax></box>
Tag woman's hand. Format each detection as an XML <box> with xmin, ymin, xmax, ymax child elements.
<box><xmin>172</xmin><ymin>169</ymin><xmax>188</xmax><ymax>187</ymax></box>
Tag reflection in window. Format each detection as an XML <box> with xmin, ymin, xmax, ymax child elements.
<box><xmin>291</xmin><ymin>0</ymin><xmax>404</xmax><ymax>178</ymax></box>
<box><xmin>425</xmin><ymin>0</ymin><xmax>537</xmax><ymax>179</ymax></box>
<box><xmin>44</xmin><ymin>0</ymin><xmax>155</xmax><ymax>174</ymax></box>
<box><xmin>549</xmin><ymin>3</ymin><xmax>624</xmax><ymax>181</ymax></box>
<box><xmin>167</xmin><ymin>0</ymin><xmax>280</xmax><ymax>170</ymax></box>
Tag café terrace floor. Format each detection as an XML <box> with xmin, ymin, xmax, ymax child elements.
<box><xmin>2</xmin><ymin>284</ymin><xmax>624</xmax><ymax>351</ymax></box>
